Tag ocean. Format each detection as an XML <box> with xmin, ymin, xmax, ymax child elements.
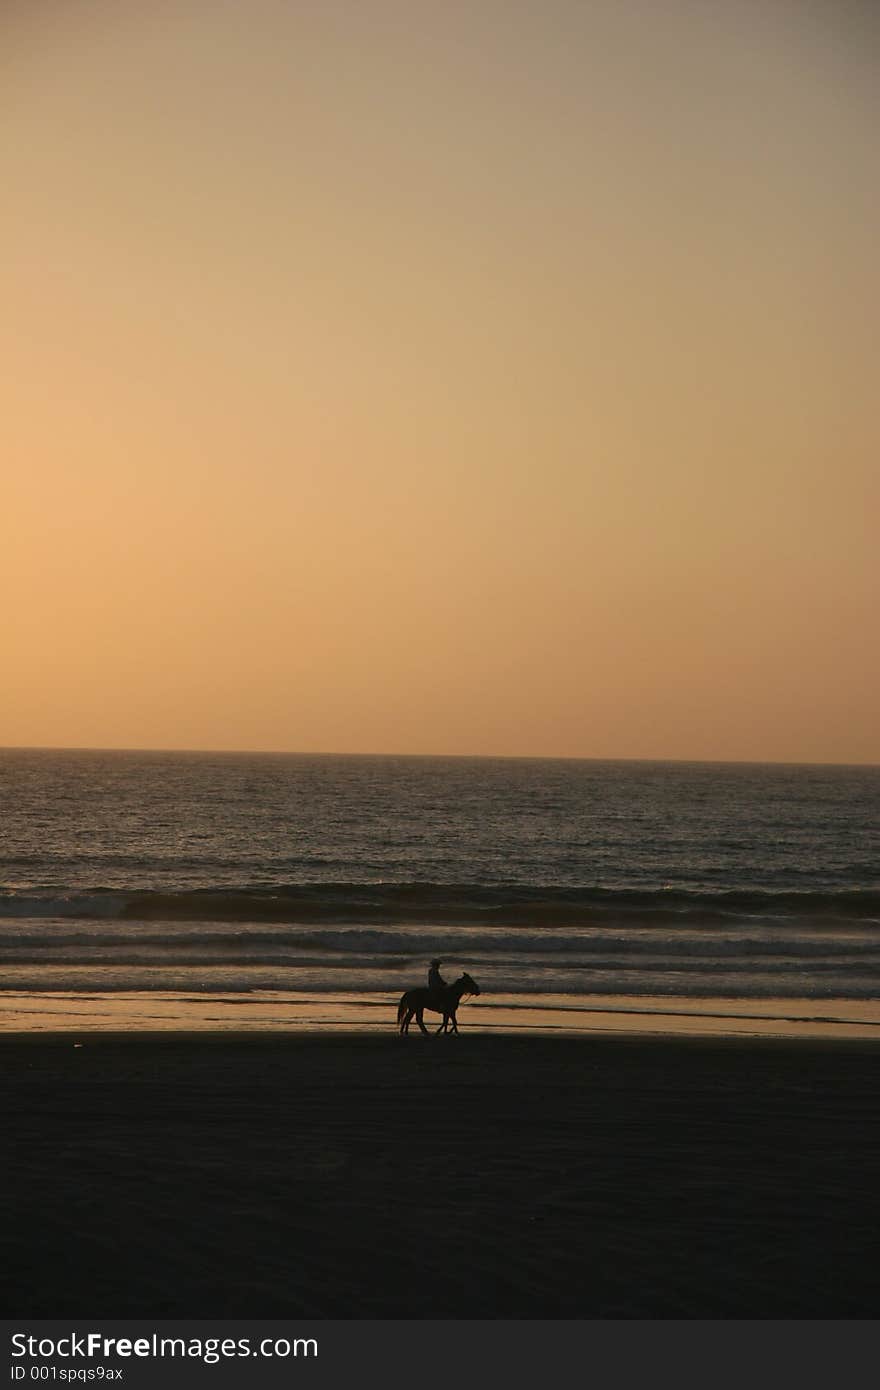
<box><xmin>1</xmin><ymin>748</ymin><xmax>878</xmax><ymax>1036</ymax></box>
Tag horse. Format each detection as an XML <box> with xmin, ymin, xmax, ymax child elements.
<box><xmin>397</xmin><ymin>972</ymin><xmax>480</xmax><ymax>1035</ymax></box>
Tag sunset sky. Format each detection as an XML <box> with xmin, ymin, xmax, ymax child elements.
<box><xmin>3</xmin><ymin>0</ymin><xmax>877</xmax><ymax>763</ymax></box>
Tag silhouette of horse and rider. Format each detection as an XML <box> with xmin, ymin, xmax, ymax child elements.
<box><xmin>397</xmin><ymin>958</ymin><xmax>480</xmax><ymax>1035</ymax></box>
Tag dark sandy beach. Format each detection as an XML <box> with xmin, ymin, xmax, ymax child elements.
<box><xmin>4</xmin><ymin>1032</ymin><xmax>879</xmax><ymax>1318</ymax></box>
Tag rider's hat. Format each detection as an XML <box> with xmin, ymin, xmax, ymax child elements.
<box><xmin>430</xmin><ymin>959</ymin><xmax>442</xmax><ymax>966</ymax></box>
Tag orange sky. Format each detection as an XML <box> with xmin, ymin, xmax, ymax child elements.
<box><xmin>3</xmin><ymin>1</ymin><xmax>878</xmax><ymax>762</ymax></box>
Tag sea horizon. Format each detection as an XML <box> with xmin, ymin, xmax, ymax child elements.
<box><xmin>3</xmin><ymin>743</ymin><xmax>877</xmax><ymax>769</ymax></box>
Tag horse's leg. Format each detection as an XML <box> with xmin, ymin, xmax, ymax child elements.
<box><xmin>416</xmin><ymin>1007</ymin><xmax>429</xmax><ymax>1035</ymax></box>
<box><xmin>450</xmin><ymin>1011</ymin><xmax>459</xmax><ymax>1033</ymax></box>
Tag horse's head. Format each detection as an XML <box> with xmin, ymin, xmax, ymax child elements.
<box><xmin>459</xmin><ymin>972</ymin><xmax>480</xmax><ymax>997</ymax></box>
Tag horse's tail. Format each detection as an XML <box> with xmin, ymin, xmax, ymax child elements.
<box><xmin>397</xmin><ymin>993</ymin><xmax>408</xmax><ymax>1026</ymax></box>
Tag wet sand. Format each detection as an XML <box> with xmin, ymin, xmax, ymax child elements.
<box><xmin>4</xmin><ymin>1031</ymin><xmax>879</xmax><ymax>1318</ymax></box>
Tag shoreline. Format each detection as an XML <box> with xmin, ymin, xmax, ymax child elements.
<box><xmin>4</xmin><ymin>1029</ymin><xmax>880</xmax><ymax>1318</ymax></box>
<box><xmin>3</xmin><ymin>989</ymin><xmax>879</xmax><ymax>1039</ymax></box>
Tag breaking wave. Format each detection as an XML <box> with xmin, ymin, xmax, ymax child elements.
<box><xmin>1</xmin><ymin>882</ymin><xmax>878</xmax><ymax>926</ymax></box>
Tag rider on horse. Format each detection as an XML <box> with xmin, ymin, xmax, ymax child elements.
<box><xmin>428</xmin><ymin>959</ymin><xmax>447</xmax><ymax>992</ymax></box>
